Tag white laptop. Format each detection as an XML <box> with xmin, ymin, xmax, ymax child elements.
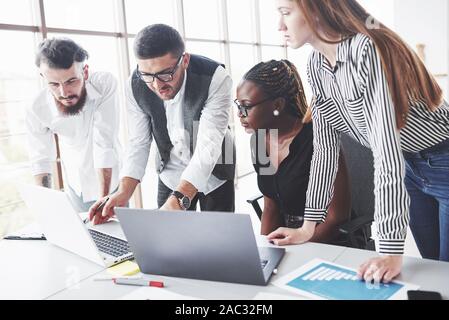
<box><xmin>19</xmin><ymin>184</ymin><xmax>133</xmax><ymax>267</ymax></box>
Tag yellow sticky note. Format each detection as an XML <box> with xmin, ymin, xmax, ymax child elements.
<box><xmin>107</xmin><ymin>260</ymin><xmax>140</xmax><ymax>276</ymax></box>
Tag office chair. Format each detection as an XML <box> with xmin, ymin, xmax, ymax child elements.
<box><xmin>247</xmin><ymin>133</ymin><xmax>375</xmax><ymax>250</ymax></box>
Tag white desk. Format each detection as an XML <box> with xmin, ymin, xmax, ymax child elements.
<box><xmin>333</xmin><ymin>247</ymin><xmax>449</xmax><ymax>298</ymax></box>
<box><xmin>45</xmin><ymin>238</ymin><xmax>347</xmax><ymax>300</ymax></box>
<box><xmin>1</xmin><ymin>233</ymin><xmax>448</xmax><ymax>300</ymax></box>
<box><xmin>0</xmin><ymin>239</ymin><xmax>103</xmax><ymax>300</ymax></box>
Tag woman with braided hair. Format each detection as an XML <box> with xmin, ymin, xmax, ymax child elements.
<box><xmin>236</xmin><ymin>59</ymin><xmax>351</xmax><ymax>243</ymax></box>
<box><xmin>272</xmin><ymin>0</ymin><xmax>449</xmax><ymax>283</ymax></box>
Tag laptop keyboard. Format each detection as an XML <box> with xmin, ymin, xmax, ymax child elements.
<box><xmin>261</xmin><ymin>259</ymin><xmax>268</xmax><ymax>269</ymax></box>
<box><xmin>88</xmin><ymin>229</ymin><xmax>131</xmax><ymax>257</ymax></box>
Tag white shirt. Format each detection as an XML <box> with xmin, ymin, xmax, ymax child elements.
<box><xmin>26</xmin><ymin>72</ymin><xmax>121</xmax><ymax>202</ymax></box>
<box><xmin>121</xmin><ymin>66</ymin><xmax>232</xmax><ymax>194</ymax></box>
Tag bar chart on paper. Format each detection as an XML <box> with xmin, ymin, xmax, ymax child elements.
<box><xmin>284</xmin><ymin>262</ymin><xmax>405</xmax><ymax>300</ymax></box>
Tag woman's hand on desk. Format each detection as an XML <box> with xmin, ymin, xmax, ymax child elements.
<box><xmin>267</xmin><ymin>221</ymin><xmax>317</xmax><ymax>245</ymax></box>
<box><xmin>357</xmin><ymin>255</ymin><xmax>403</xmax><ymax>284</ymax></box>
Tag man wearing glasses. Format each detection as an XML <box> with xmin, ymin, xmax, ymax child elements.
<box><xmin>89</xmin><ymin>24</ymin><xmax>235</xmax><ymax>224</ymax></box>
<box><xmin>26</xmin><ymin>38</ymin><xmax>121</xmax><ymax>212</ymax></box>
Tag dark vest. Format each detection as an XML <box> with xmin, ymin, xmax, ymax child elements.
<box><xmin>131</xmin><ymin>54</ymin><xmax>235</xmax><ymax>180</ymax></box>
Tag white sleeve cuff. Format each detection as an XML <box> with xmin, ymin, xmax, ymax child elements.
<box><xmin>31</xmin><ymin>161</ymin><xmax>53</xmax><ymax>176</ymax></box>
<box><xmin>181</xmin><ymin>165</ymin><xmax>209</xmax><ymax>193</ymax></box>
<box><xmin>119</xmin><ymin>163</ymin><xmax>146</xmax><ymax>182</ymax></box>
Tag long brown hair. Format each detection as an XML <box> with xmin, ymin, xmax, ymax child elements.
<box><xmin>296</xmin><ymin>0</ymin><xmax>443</xmax><ymax>128</ymax></box>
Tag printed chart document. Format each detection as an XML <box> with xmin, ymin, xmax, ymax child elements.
<box><xmin>273</xmin><ymin>259</ymin><xmax>419</xmax><ymax>300</ymax></box>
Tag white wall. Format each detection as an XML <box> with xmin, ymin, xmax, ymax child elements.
<box><xmin>393</xmin><ymin>0</ymin><xmax>448</xmax><ymax>98</ymax></box>
<box><xmin>359</xmin><ymin>0</ymin><xmax>448</xmax><ymax>98</ymax></box>
<box><xmin>358</xmin><ymin>0</ymin><xmax>395</xmax><ymax>29</ymax></box>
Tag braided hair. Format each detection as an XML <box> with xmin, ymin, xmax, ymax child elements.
<box><xmin>242</xmin><ymin>59</ymin><xmax>309</xmax><ymax>120</ymax></box>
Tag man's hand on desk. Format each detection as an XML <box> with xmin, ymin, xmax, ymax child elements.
<box><xmin>88</xmin><ymin>191</ymin><xmax>129</xmax><ymax>225</ymax></box>
<box><xmin>267</xmin><ymin>221</ymin><xmax>317</xmax><ymax>245</ymax></box>
<box><xmin>357</xmin><ymin>255</ymin><xmax>402</xmax><ymax>284</ymax></box>
<box><xmin>89</xmin><ymin>177</ymin><xmax>139</xmax><ymax>225</ymax></box>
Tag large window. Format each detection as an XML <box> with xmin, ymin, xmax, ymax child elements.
<box><xmin>226</xmin><ymin>0</ymin><xmax>255</xmax><ymax>43</ymax></box>
<box><xmin>125</xmin><ymin>0</ymin><xmax>176</xmax><ymax>34</ymax></box>
<box><xmin>186</xmin><ymin>41</ymin><xmax>223</xmax><ymax>64</ymax></box>
<box><xmin>0</xmin><ymin>30</ymin><xmax>40</xmax><ymax>236</ymax></box>
<box><xmin>44</xmin><ymin>0</ymin><xmax>118</xmax><ymax>32</ymax></box>
<box><xmin>0</xmin><ymin>0</ymin><xmax>314</xmax><ymax>234</ymax></box>
<box><xmin>0</xmin><ymin>0</ymin><xmax>36</xmax><ymax>26</ymax></box>
<box><xmin>259</xmin><ymin>0</ymin><xmax>283</xmax><ymax>45</ymax></box>
<box><xmin>183</xmin><ymin>0</ymin><xmax>222</xmax><ymax>40</ymax></box>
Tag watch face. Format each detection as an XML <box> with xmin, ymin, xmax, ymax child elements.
<box><xmin>181</xmin><ymin>196</ymin><xmax>191</xmax><ymax>209</ymax></box>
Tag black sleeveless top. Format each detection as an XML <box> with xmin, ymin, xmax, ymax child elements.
<box><xmin>252</xmin><ymin>123</ymin><xmax>313</xmax><ymax>225</ymax></box>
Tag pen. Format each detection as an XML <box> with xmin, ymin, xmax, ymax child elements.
<box><xmin>3</xmin><ymin>235</ymin><xmax>46</xmax><ymax>240</ymax></box>
<box><xmin>94</xmin><ymin>275</ymin><xmax>142</xmax><ymax>281</ymax></box>
<box><xmin>113</xmin><ymin>278</ymin><xmax>164</xmax><ymax>288</ymax></box>
<box><xmin>84</xmin><ymin>196</ymin><xmax>110</xmax><ymax>224</ymax></box>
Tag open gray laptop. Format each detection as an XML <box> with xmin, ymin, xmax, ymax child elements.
<box><xmin>115</xmin><ymin>208</ymin><xmax>285</xmax><ymax>286</ymax></box>
<box><xmin>19</xmin><ymin>184</ymin><xmax>133</xmax><ymax>267</ymax></box>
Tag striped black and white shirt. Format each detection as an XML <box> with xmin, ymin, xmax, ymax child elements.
<box><xmin>305</xmin><ymin>33</ymin><xmax>449</xmax><ymax>255</ymax></box>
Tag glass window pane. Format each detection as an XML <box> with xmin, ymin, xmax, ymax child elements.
<box><xmin>227</xmin><ymin>0</ymin><xmax>254</xmax><ymax>43</ymax></box>
<box><xmin>0</xmin><ymin>135</ymin><xmax>29</xmax><ymax>168</ymax></box>
<box><xmin>229</xmin><ymin>44</ymin><xmax>256</xmax><ymax>84</ymax></box>
<box><xmin>229</xmin><ymin>44</ymin><xmax>257</xmax><ymax>177</ymax></box>
<box><xmin>0</xmin><ymin>100</ymin><xmax>28</xmax><ymax>138</ymax></box>
<box><xmin>259</xmin><ymin>0</ymin><xmax>283</xmax><ymax>45</ymax></box>
<box><xmin>261</xmin><ymin>45</ymin><xmax>286</xmax><ymax>62</ymax></box>
<box><xmin>47</xmin><ymin>33</ymin><xmax>121</xmax><ymax>80</ymax></box>
<box><xmin>0</xmin><ymin>0</ymin><xmax>35</xmax><ymax>25</ymax></box>
<box><xmin>0</xmin><ymin>167</ymin><xmax>35</xmax><ymax>237</ymax></box>
<box><xmin>44</xmin><ymin>0</ymin><xmax>117</xmax><ymax>32</ymax></box>
<box><xmin>0</xmin><ymin>32</ymin><xmax>40</xmax><ymax>233</ymax></box>
<box><xmin>128</xmin><ymin>37</ymin><xmax>136</xmax><ymax>71</ymax></box>
<box><xmin>0</xmin><ymin>31</ymin><xmax>41</xmax><ymax>137</ymax></box>
<box><xmin>186</xmin><ymin>41</ymin><xmax>223</xmax><ymax>64</ymax></box>
<box><xmin>183</xmin><ymin>0</ymin><xmax>221</xmax><ymax>40</ymax></box>
<box><xmin>287</xmin><ymin>46</ymin><xmax>314</xmax><ymax>103</ymax></box>
<box><xmin>125</xmin><ymin>0</ymin><xmax>176</xmax><ymax>34</ymax></box>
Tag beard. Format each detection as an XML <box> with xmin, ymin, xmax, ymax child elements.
<box><xmin>54</xmin><ymin>86</ymin><xmax>87</xmax><ymax>116</ymax></box>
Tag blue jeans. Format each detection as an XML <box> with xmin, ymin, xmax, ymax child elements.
<box><xmin>404</xmin><ymin>137</ymin><xmax>449</xmax><ymax>262</ymax></box>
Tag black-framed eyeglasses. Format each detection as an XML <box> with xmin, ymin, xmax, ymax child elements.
<box><xmin>234</xmin><ymin>97</ymin><xmax>275</xmax><ymax>117</ymax></box>
<box><xmin>137</xmin><ymin>53</ymin><xmax>185</xmax><ymax>83</ymax></box>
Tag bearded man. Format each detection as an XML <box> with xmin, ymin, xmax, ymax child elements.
<box><xmin>26</xmin><ymin>38</ymin><xmax>121</xmax><ymax>212</ymax></box>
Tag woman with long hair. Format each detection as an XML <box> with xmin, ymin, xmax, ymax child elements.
<box><xmin>269</xmin><ymin>0</ymin><xmax>449</xmax><ymax>283</ymax></box>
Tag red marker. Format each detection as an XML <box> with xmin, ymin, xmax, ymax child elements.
<box><xmin>113</xmin><ymin>278</ymin><xmax>164</xmax><ymax>288</ymax></box>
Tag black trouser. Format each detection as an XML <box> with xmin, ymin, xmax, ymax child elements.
<box><xmin>157</xmin><ymin>178</ymin><xmax>235</xmax><ymax>212</ymax></box>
